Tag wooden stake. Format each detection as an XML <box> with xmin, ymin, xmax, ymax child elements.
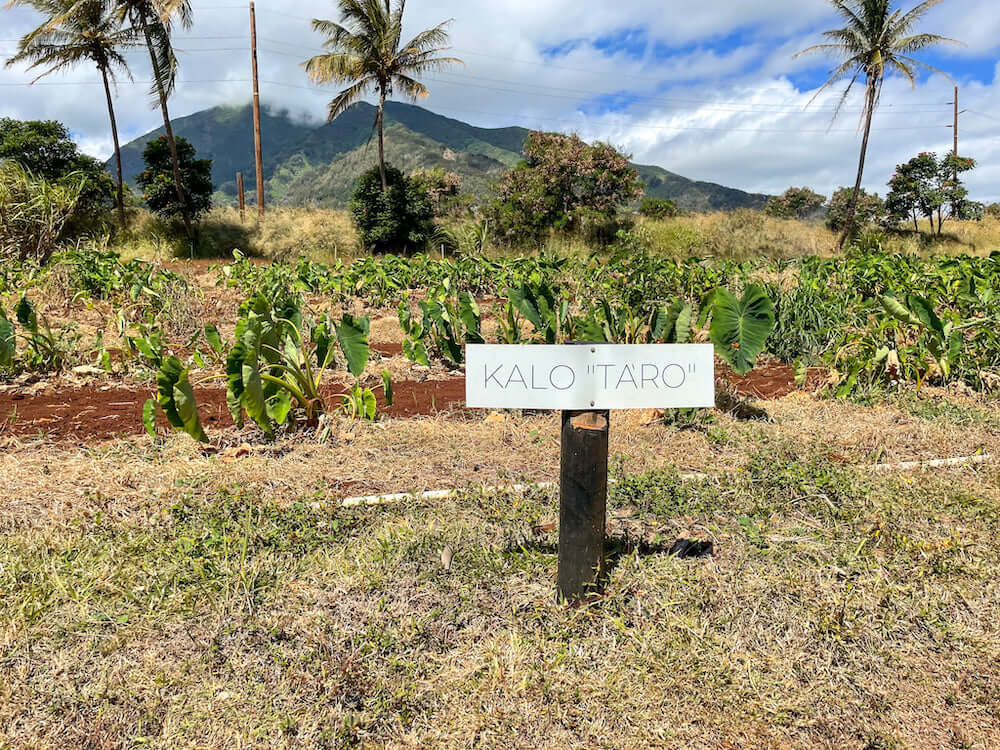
<box><xmin>557</xmin><ymin>409</ymin><xmax>609</xmax><ymax>603</ymax></box>
<box><xmin>250</xmin><ymin>1</ymin><xmax>264</xmax><ymax>220</ymax></box>
<box><xmin>237</xmin><ymin>171</ymin><xmax>245</xmax><ymax>222</ymax></box>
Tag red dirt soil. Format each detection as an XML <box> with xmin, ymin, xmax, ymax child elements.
<box><xmin>0</xmin><ymin>359</ymin><xmax>818</xmax><ymax>442</ymax></box>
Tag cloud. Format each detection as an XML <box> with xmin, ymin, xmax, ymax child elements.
<box><xmin>1</xmin><ymin>0</ymin><xmax>997</xmax><ymax>202</ymax></box>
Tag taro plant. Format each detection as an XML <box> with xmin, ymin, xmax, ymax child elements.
<box><xmin>0</xmin><ymin>307</ymin><xmax>14</xmax><ymax>371</ymax></box>
<box><xmin>595</xmin><ymin>299</ymin><xmax>693</xmax><ymax>345</ymax></box>
<box><xmin>399</xmin><ymin>280</ymin><xmax>484</xmax><ymax>366</ymax></box>
<box><xmin>12</xmin><ymin>297</ymin><xmax>75</xmax><ymax>372</ymax></box>
<box><xmin>146</xmin><ymin>295</ymin><xmax>392</xmax><ymax>442</ymax></box>
<box><xmin>703</xmin><ymin>285</ymin><xmax>776</xmax><ymax>376</ymax></box>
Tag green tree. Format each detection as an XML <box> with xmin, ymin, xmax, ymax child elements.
<box><xmin>827</xmin><ymin>186</ymin><xmax>885</xmax><ymax>230</ymax></box>
<box><xmin>763</xmin><ymin>187</ymin><xmax>827</xmax><ymax>219</ymax></box>
<box><xmin>886</xmin><ymin>151</ymin><xmax>978</xmax><ymax>233</ymax></box>
<box><xmin>795</xmin><ymin>0</ymin><xmax>960</xmax><ymax>245</ymax></box>
<box><xmin>0</xmin><ymin>117</ymin><xmax>114</xmax><ymax>236</ymax></box>
<box><xmin>136</xmin><ymin>135</ymin><xmax>212</xmax><ymax>220</ymax></box>
<box><xmin>639</xmin><ymin>197</ymin><xmax>680</xmax><ymax>219</ymax></box>
<box><xmin>986</xmin><ymin>203</ymin><xmax>1000</xmax><ymax>220</ymax></box>
<box><xmin>303</xmin><ymin>0</ymin><xmax>462</xmax><ymax>192</ymax></box>
<box><xmin>113</xmin><ymin>0</ymin><xmax>197</xmax><ymax>241</ymax></box>
<box><xmin>490</xmin><ymin>131</ymin><xmax>643</xmax><ymax>244</ymax></box>
<box><xmin>349</xmin><ymin>163</ymin><xmax>434</xmax><ymax>253</ymax></box>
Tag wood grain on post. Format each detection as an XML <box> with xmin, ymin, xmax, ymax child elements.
<box><xmin>557</xmin><ymin>409</ymin><xmax>610</xmax><ymax>603</ymax></box>
<box><xmin>236</xmin><ymin>172</ymin><xmax>245</xmax><ymax>222</ymax></box>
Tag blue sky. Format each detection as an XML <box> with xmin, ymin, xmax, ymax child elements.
<box><xmin>2</xmin><ymin>0</ymin><xmax>998</xmax><ymax>200</ymax></box>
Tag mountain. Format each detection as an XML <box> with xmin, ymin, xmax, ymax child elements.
<box><xmin>110</xmin><ymin>101</ymin><xmax>769</xmax><ymax>212</ymax></box>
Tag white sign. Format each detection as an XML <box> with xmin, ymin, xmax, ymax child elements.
<box><xmin>465</xmin><ymin>344</ymin><xmax>715</xmax><ymax>410</ymax></box>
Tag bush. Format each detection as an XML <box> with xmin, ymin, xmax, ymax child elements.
<box><xmin>826</xmin><ymin>187</ymin><xmax>885</xmax><ymax>231</ymax></box>
<box><xmin>350</xmin><ymin>164</ymin><xmax>435</xmax><ymax>254</ymax></box>
<box><xmin>0</xmin><ymin>117</ymin><xmax>114</xmax><ymax>237</ymax></box>
<box><xmin>764</xmin><ymin>187</ymin><xmax>826</xmax><ymax>219</ymax></box>
<box><xmin>0</xmin><ymin>162</ymin><xmax>84</xmax><ymax>265</ymax></box>
<box><xmin>136</xmin><ymin>136</ymin><xmax>213</xmax><ymax>221</ymax></box>
<box><xmin>986</xmin><ymin>203</ymin><xmax>1000</xmax><ymax>220</ymax></box>
<box><xmin>490</xmin><ymin>131</ymin><xmax>643</xmax><ymax>245</ymax></box>
<box><xmin>639</xmin><ymin>197</ymin><xmax>680</xmax><ymax>219</ymax></box>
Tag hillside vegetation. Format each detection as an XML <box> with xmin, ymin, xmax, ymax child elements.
<box><xmin>111</xmin><ymin>102</ymin><xmax>770</xmax><ymax>212</ymax></box>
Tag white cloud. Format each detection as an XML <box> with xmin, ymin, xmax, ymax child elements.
<box><xmin>1</xmin><ymin>0</ymin><xmax>997</xmax><ymax>203</ymax></box>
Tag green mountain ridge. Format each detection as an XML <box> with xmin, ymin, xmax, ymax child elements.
<box><xmin>111</xmin><ymin>101</ymin><xmax>769</xmax><ymax>212</ymax></box>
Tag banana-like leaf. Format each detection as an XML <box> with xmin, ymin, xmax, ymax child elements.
<box><xmin>507</xmin><ymin>285</ymin><xmax>545</xmax><ymax>333</ymax></box>
<box><xmin>459</xmin><ymin>292</ymin><xmax>484</xmax><ymax>344</ymax></box>
<box><xmin>336</xmin><ymin>313</ymin><xmax>371</xmax><ymax>378</ymax></box>
<box><xmin>15</xmin><ymin>297</ymin><xmax>37</xmax><ymax>332</ymax></box>
<box><xmin>674</xmin><ymin>303</ymin><xmax>693</xmax><ymax>344</ymax></box>
<box><xmin>266</xmin><ymin>390</ymin><xmax>293</xmax><ymax>425</ymax></box>
<box><xmin>173</xmin><ymin>379</ymin><xmax>208</xmax><ymax>443</ymax></box>
<box><xmin>240</xmin><ymin>327</ymin><xmax>273</xmax><ymax>438</ymax></box>
<box><xmin>709</xmin><ymin>285</ymin><xmax>775</xmax><ymax>376</ymax></box>
<box><xmin>648</xmin><ymin>305</ymin><xmax>670</xmax><ymax>343</ymax></box>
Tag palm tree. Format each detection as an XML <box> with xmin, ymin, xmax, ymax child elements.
<box><xmin>5</xmin><ymin>0</ymin><xmax>138</xmax><ymax>230</ymax></box>
<box><xmin>112</xmin><ymin>0</ymin><xmax>196</xmax><ymax>242</ymax></box>
<box><xmin>304</xmin><ymin>0</ymin><xmax>462</xmax><ymax>191</ymax></box>
<box><xmin>795</xmin><ymin>0</ymin><xmax>960</xmax><ymax>245</ymax></box>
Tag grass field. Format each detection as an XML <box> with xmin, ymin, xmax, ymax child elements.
<box><xmin>111</xmin><ymin>207</ymin><xmax>1000</xmax><ymax>264</ymax></box>
<box><xmin>2</xmin><ymin>395</ymin><xmax>998</xmax><ymax>748</ymax></box>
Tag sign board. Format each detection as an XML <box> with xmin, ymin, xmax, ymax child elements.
<box><xmin>466</xmin><ymin>344</ymin><xmax>715</xmax><ymax>411</ymax></box>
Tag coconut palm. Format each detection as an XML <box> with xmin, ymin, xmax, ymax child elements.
<box><xmin>5</xmin><ymin>0</ymin><xmax>138</xmax><ymax>230</ymax></box>
<box><xmin>304</xmin><ymin>0</ymin><xmax>462</xmax><ymax>191</ymax></box>
<box><xmin>112</xmin><ymin>0</ymin><xmax>196</xmax><ymax>241</ymax></box>
<box><xmin>796</xmin><ymin>0</ymin><xmax>960</xmax><ymax>245</ymax></box>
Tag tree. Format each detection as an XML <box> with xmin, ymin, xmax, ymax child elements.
<box><xmin>639</xmin><ymin>197</ymin><xmax>680</xmax><ymax>219</ymax></box>
<box><xmin>410</xmin><ymin>167</ymin><xmax>464</xmax><ymax>216</ymax></box>
<box><xmin>136</xmin><ymin>135</ymin><xmax>212</xmax><ymax>220</ymax></box>
<box><xmin>827</xmin><ymin>186</ymin><xmax>885</xmax><ymax>230</ymax></box>
<box><xmin>5</xmin><ymin>0</ymin><xmax>137</xmax><ymax>230</ymax></box>
<box><xmin>490</xmin><ymin>132</ymin><xmax>643</xmax><ymax>244</ymax></box>
<box><xmin>0</xmin><ymin>117</ymin><xmax>115</xmax><ymax>236</ymax></box>
<box><xmin>113</xmin><ymin>0</ymin><xmax>197</xmax><ymax>241</ymax></box>
<box><xmin>885</xmin><ymin>151</ymin><xmax>978</xmax><ymax>233</ymax></box>
<box><xmin>763</xmin><ymin>187</ymin><xmax>827</xmax><ymax>219</ymax></box>
<box><xmin>349</xmin><ymin>164</ymin><xmax>434</xmax><ymax>253</ymax></box>
<box><xmin>986</xmin><ymin>203</ymin><xmax>1000</xmax><ymax>220</ymax></box>
<box><xmin>795</xmin><ymin>0</ymin><xmax>960</xmax><ymax>246</ymax></box>
<box><xmin>303</xmin><ymin>0</ymin><xmax>462</xmax><ymax>192</ymax></box>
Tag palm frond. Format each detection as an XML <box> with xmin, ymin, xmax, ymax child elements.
<box><xmin>326</xmin><ymin>75</ymin><xmax>376</xmax><ymax>121</ymax></box>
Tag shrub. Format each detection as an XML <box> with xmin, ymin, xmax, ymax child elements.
<box><xmin>0</xmin><ymin>117</ymin><xmax>114</xmax><ymax>237</ymax></box>
<box><xmin>350</xmin><ymin>164</ymin><xmax>435</xmax><ymax>254</ymax></box>
<box><xmin>136</xmin><ymin>136</ymin><xmax>213</xmax><ymax>221</ymax></box>
<box><xmin>764</xmin><ymin>187</ymin><xmax>826</xmax><ymax>219</ymax></box>
<box><xmin>986</xmin><ymin>203</ymin><xmax>1000</xmax><ymax>220</ymax></box>
<box><xmin>489</xmin><ymin>131</ymin><xmax>643</xmax><ymax>245</ymax></box>
<box><xmin>0</xmin><ymin>162</ymin><xmax>84</xmax><ymax>264</ymax></box>
<box><xmin>826</xmin><ymin>187</ymin><xmax>885</xmax><ymax>231</ymax></box>
<box><xmin>639</xmin><ymin>197</ymin><xmax>680</xmax><ymax>219</ymax></box>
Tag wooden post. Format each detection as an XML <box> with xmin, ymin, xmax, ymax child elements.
<box><xmin>237</xmin><ymin>172</ymin><xmax>245</xmax><ymax>222</ymax></box>
<box><xmin>250</xmin><ymin>1</ymin><xmax>264</xmax><ymax>220</ymax></box>
<box><xmin>557</xmin><ymin>409</ymin><xmax>610</xmax><ymax>603</ymax></box>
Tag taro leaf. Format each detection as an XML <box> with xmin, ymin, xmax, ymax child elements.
<box><xmin>173</xmin><ymin>377</ymin><xmax>208</xmax><ymax>443</ymax></box>
<box><xmin>15</xmin><ymin>297</ymin><xmax>37</xmax><ymax>332</ymax></box>
<box><xmin>192</xmin><ymin>350</ymin><xmax>207</xmax><ymax>369</ymax></box>
<box><xmin>382</xmin><ymin>370</ymin><xmax>393</xmax><ymax>407</ymax></box>
<box><xmin>507</xmin><ymin>285</ymin><xmax>545</xmax><ymax>334</ymax></box>
<box><xmin>156</xmin><ymin>356</ymin><xmax>208</xmax><ymax>442</ymax></box>
<box><xmin>313</xmin><ymin>315</ymin><xmax>335</xmax><ymax>369</ymax></box>
<box><xmin>242</xmin><ymin>359</ymin><xmax>272</xmax><ymax>438</ymax></box>
<box><xmin>362</xmin><ymin>388</ymin><xmax>377</xmax><ymax>421</ymax></box>
<box><xmin>948</xmin><ymin>329</ymin><xmax>962</xmax><ymax>365</ymax></box>
<box><xmin>459</xmin><ymin>292</ymin><xmax>484</xmax><ymax>344</ymax></box>
<box><xmin>225</xmin><ymin>339</ymin><xmax>247</xmax><ymax>426</ymax></box>
<box><xmin>697</xmin><ymin>289</ymin><xmax>720</xmax><ymax>330</ymax></box>
<box><xmin>574</xmin><ymin>315</ymin><xmax>607</xmax><ymax>344</ymax></box>
<box><xmin>204</xmin><ymin>324</ymin><xmax>224</xmax><ymax>355</ymax></box>
<box><xmin>336</xmin><ymin>313</ymin><xmax>371</xmax><ymax>378</ymax></box>
<box><xmin>142</xmin><ymin>398</ymin><xmax>157</xmax><ymax>438</ymax></box>
<box><xmin>266</xmin><ymin>390</ymin><xmax>293</xmax><ymax>425</ymax></box>
<box><xmin>881</xmin><ymin>296</ymin><xmax>922</xmax><ymax>327</ymax></box>
<box><xmin>674</xmin><ymin>303</ymin><xmax>693</xmax><ymax>344</ymax></box>
<box><xmin>402</xmin><ymin>338</ymin><xmax>429</xmax><ymax>366</ymax></box>
<box><xmin>905</xmin><ymin>295</ymin><xmax>945</xmax><ymax>338</ymax></box>
<box><xmin>793</xmin><ymin>358</ymin><xmax>807</xmax><ymax>388</ymax></box>
<box><xmin>649</xmin><ymin>304</ymin><xmax>670</xmax><ymax>343</ymax></box>
<box><xmin>0</xmin><ymin>312</ymin><xmax>14</xmax><ymax>369</ymax></box>
<box><xmin>709</xmin><ymin>285</ymin><xmax>775</xmax><ymax>376</ymax></box>
<box><xmin>130</xmin><ymin>336</ymin><xmax>157</xmax><ymax>362</ymax></box>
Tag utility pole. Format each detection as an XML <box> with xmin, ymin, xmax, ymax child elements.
<box><xmin>237</xmin><ymin>172</ymin><xmax>246</xmax><ymax>222</ymax></box>
<box><xmin>953</xmin><ymin>85</ymin><xmax>959</xmax><ymax>159</ymax></box>
<box><xmin>250</xmin><ymin>1</ymin><xmax>265</xmax><ymax>220</ymax></box>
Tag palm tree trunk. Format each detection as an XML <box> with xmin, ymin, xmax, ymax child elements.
<box><xmin>838</xmin><ymin>83</ymin><xmax>876</xmax><ymax>248</ymax></box>
<box><xmin>100</xmin><ymin>65</ymin><xmax>127</xmax><ymax>232</ymax></box>
<box><xmin>140</xmin><ymin>15</ymin><xmax>194</xmax><ymax>243</ymax></box>
<box><xmin>377</xmin><ymin>88</ymin><xmax>387</xmax><ymax>192</ymax></box>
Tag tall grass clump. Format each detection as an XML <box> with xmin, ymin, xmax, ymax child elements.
<box><xmin>0</xmin><ymin>162</ymin><xmax>84</xmax><ymax>265</ymax></box>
